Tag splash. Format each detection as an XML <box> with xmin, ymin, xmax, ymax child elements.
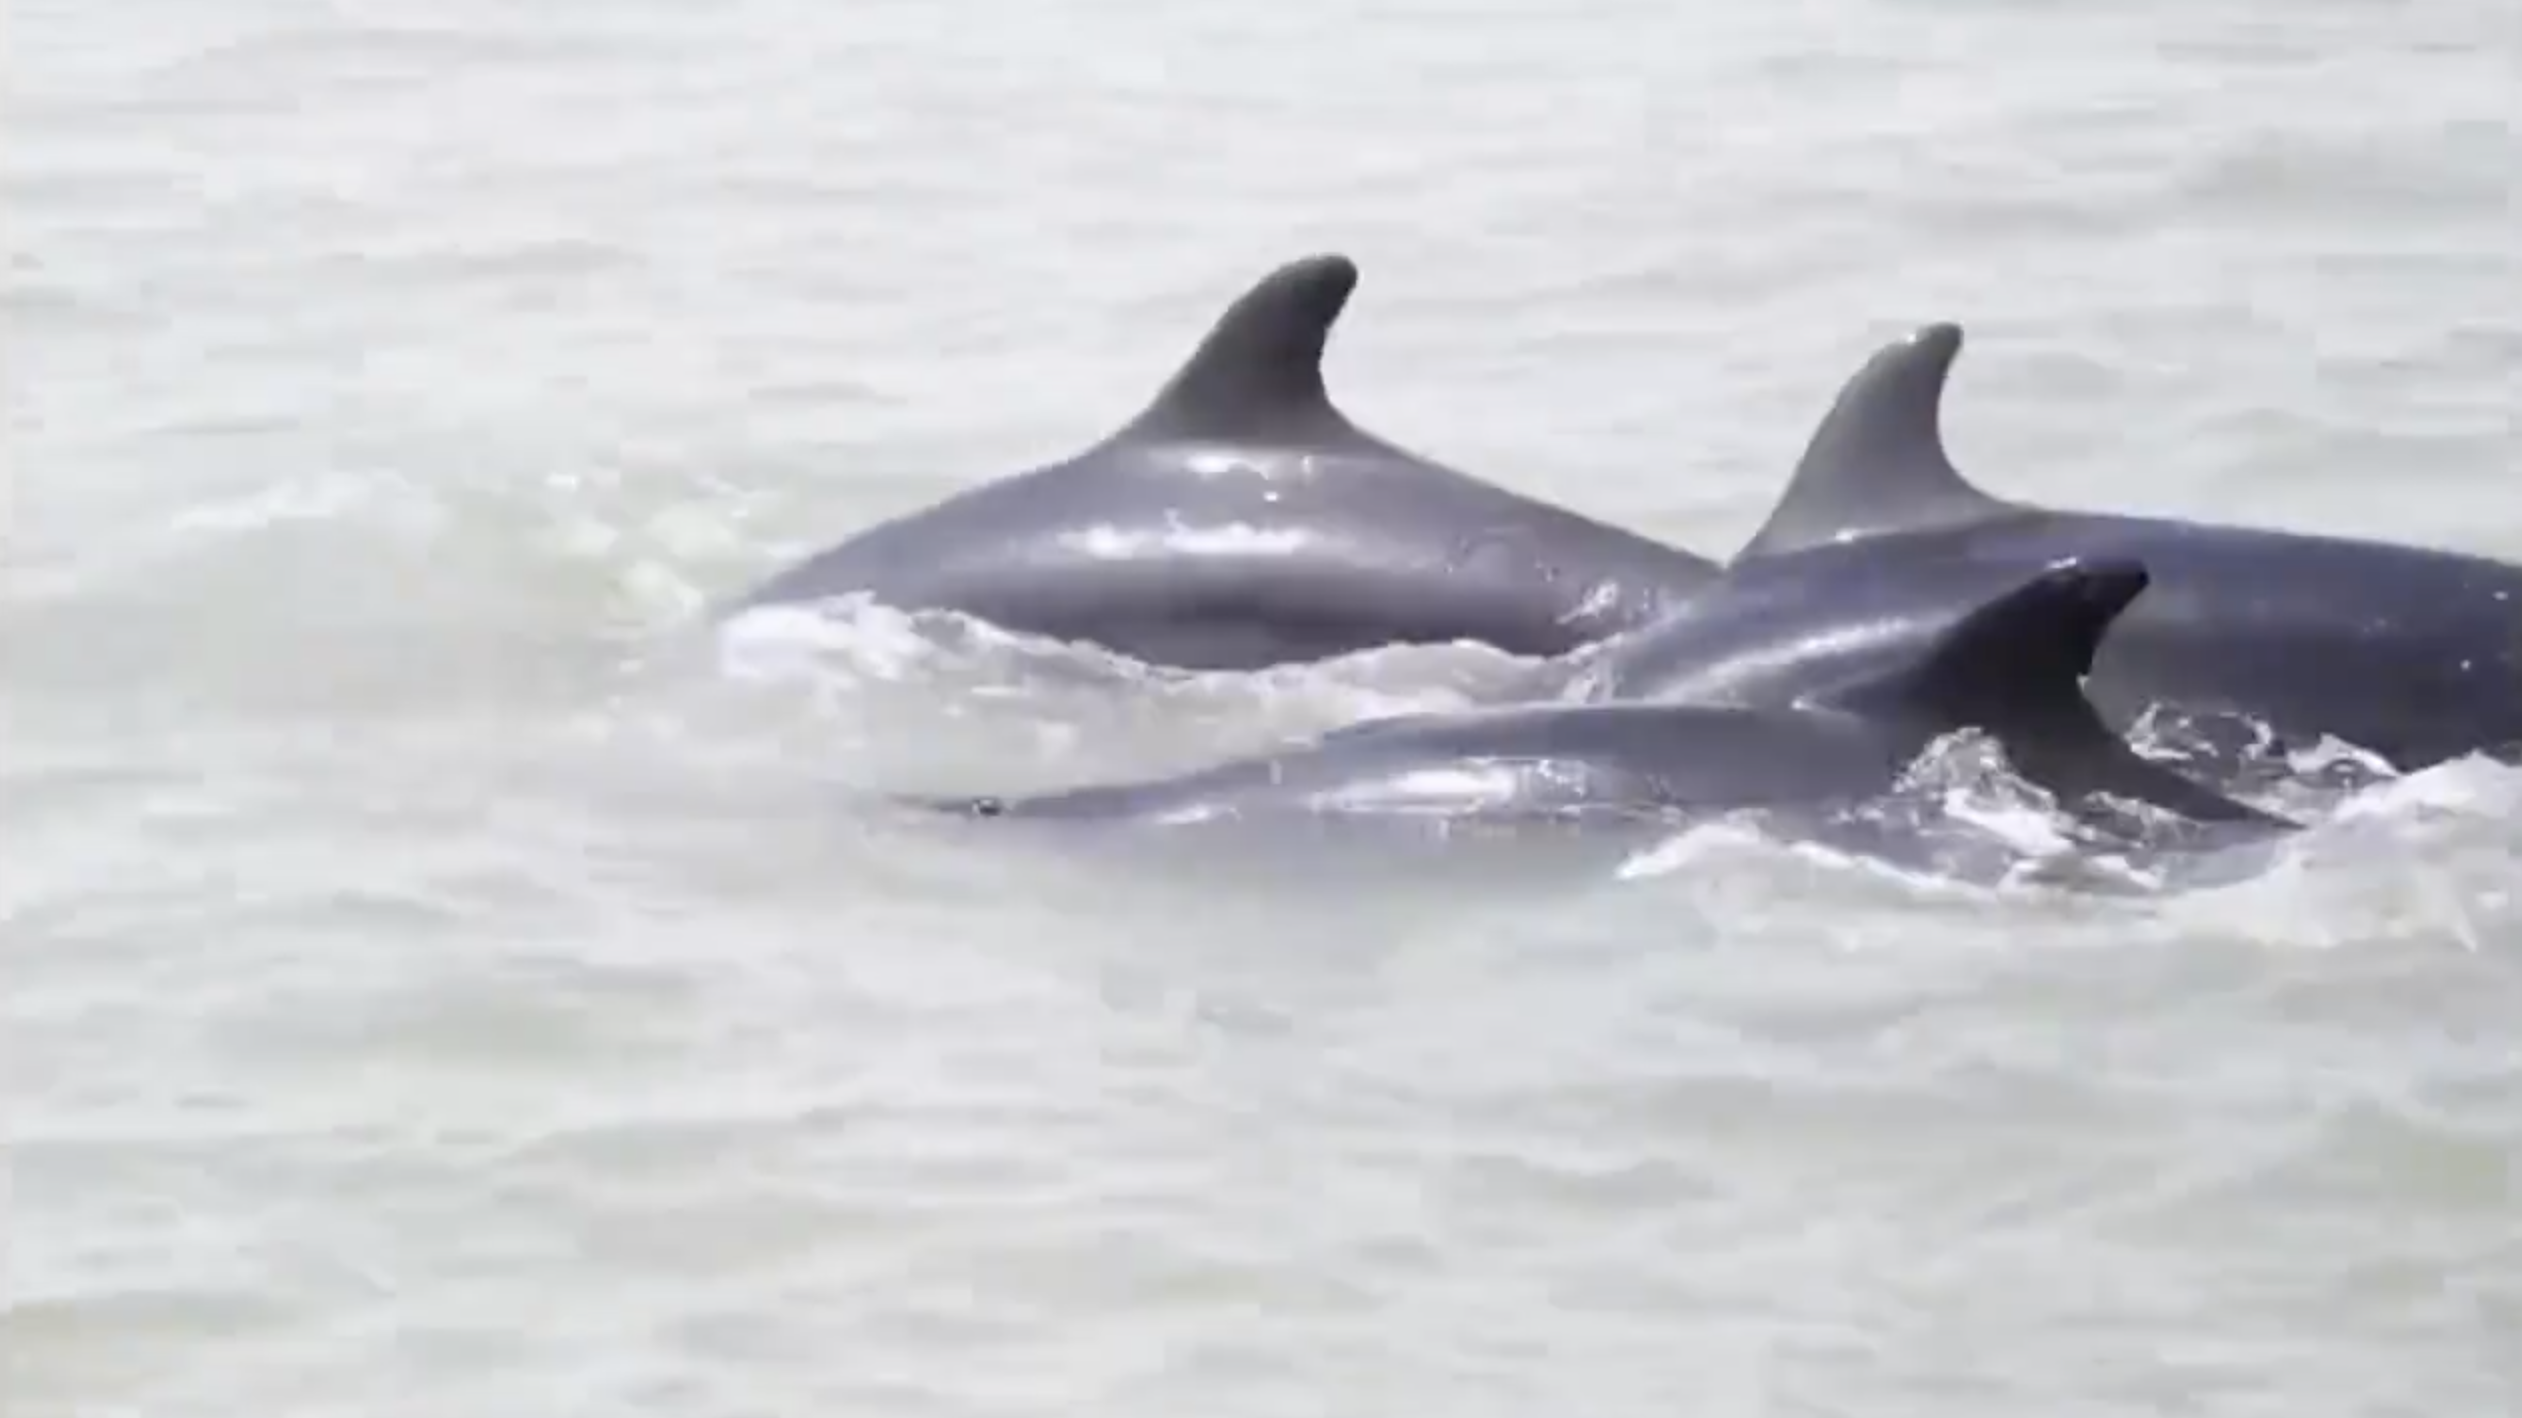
<box><xmin>706</xmin><ymin>594</ymin><xmax>1533</xmax><ymax>790</ymax></box>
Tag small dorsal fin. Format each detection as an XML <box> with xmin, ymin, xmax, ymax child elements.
<box><xmin>1122</xmin><ymin>254</ymin><xmax>1360</xmax><ymax>441</ymax></box>
<box><xmin>1893</xmin><ymin>559</ymin><xmax>2144</xmax><ymax>731</ymax></box>
<box><xmin>1735</xmin><ymin>323</ymin><xmax>2012</xmax><ymax>561</ymax></box>
<box><xmin>1845</xmin><ymin>559</ymin><xmax>2283</xmax><ymax>826</ymax></box>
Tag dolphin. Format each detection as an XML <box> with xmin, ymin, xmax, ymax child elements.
<box><xmin>1711</xmin><ymin>323</ymin><xmax>2522</xmax><ymax>774</ymax></box>
<box><xmin>907</xmin><ymin>561</ymin><xmax>2282</xmax><ymax>837</ymax></box>
<box><xmin>724</xmin><ymin>254</ymin><xmax>1721</xmax><ymax>671</ymax></box>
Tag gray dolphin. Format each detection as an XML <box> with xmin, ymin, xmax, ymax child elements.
<box><xmin>1701</xmin><ymin>323</ymin><xmax>2522</xmax><ymax>774</ymax></box>
<box><xmin>724</xmin><ymin>255</ymin><xmax>1721</xmax><ymax>670</ymax></box>
<box><xmin>908</xmin><ymin>561</ymin><xmax>2281</xmax><ymax>837</ymax></box>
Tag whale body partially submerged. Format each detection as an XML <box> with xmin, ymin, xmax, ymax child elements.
<box><xmin>908</xmin><ymin>561</ymin><xmax>2284</xmax><ymax>846</ymax></box>
<box><xmin>728</xmin><ymin>254</ymin><xmax>1721</xmax><ymax>671</ymax></box>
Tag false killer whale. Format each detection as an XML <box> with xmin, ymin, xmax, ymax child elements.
<box><xmin>1706</xmin><ymin>323</ymin><xmax>2522</xmax><ymax>774</ymax></box>
<box><xmin>910</xmin><ymin>561</ymin><xmax>2280</xmax><ymax>837</ymax></box>
<box><xmin>726</xmin><ymin>254</ymin><xmax>1720</xmax><ymax>670</ymax></box>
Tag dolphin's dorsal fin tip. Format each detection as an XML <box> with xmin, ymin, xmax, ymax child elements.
<box><xmin>1127</xmin><ymin>254</ymin><xmax>1359</xmax><ymax>439</ymax></box>
<box><xmin>1737</xmin><ymin>323</ymin><xmax>2009</xmax><ymax>560</ymax></box>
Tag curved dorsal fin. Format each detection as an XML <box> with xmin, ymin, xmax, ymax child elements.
<box><xmin>1122</xmin><ymin>254</ymin><xmax>1360</xmax><ymax>441</ymax></box>
<box><xmin>1892</xmin><ymin>559</ymin><xmax>2144</xmax><ymax>731</ymax></box>
<box><xmin>1839</xmin><ymin>559</ymin><xmax>2283</xmax><ymax>826</ymax></box>
<box><xmin>1735</xmin><ymin>323</ymin><xmax>2012</xmax><ymax>561</ymax></box>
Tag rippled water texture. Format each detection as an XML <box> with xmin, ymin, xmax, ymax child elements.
<box><xmin>8</xmin><ymin>2</ymin><xmax>2521</xmax><ymax>1414</ymax></box>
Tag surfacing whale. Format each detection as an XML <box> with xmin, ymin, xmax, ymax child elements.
<box><xmin>1712</xmin><ymin>323</ymin><xmax>2522</xmax><ymax>775</ymax></box>
<box><xmin>725</xmin><ymin>254</ymin><xmax>1720</xmax><ymax>671</ymax></box>
<box><xmin>907</xmin><ymin>561</ymin><xmax>2282</xmax><ymax>844</ymax></box>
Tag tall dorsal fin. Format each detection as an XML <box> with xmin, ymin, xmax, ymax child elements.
<box><xmin>1840</xmin><ymin>560</ymin><xmax>2282</xmax><ymax>826</ymax></box>
<box><xmin>1122</xmin><ymin>254</ymin><xmax>1360</xmax><ymax>441</ymax></box>
<box><xmin>1735</xmin><ymin>323</ymin><xmax>2013</xmax><ymax>561</ymax></box>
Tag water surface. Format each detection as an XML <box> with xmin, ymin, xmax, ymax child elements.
<box><xmin>8</xmin><ymin>2</ymin><xmax>2520</xmax><ymax>1413</ymax></box>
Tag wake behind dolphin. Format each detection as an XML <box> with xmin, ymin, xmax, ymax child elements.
<box><xmin>1717</xmin><ymin>323</ymin><xmax>2522</xmax><ymax>774</ymax></box>
<box><xmin>727</xmin><ymin>255</ymin><xmax>1720</xmax><ymax>671</ymax></box>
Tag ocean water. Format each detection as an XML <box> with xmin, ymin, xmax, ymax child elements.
<box><xmin>7</xmin><ymin>2</ymin><xmax>2520</xmax><ymax>1414</ymax></box>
